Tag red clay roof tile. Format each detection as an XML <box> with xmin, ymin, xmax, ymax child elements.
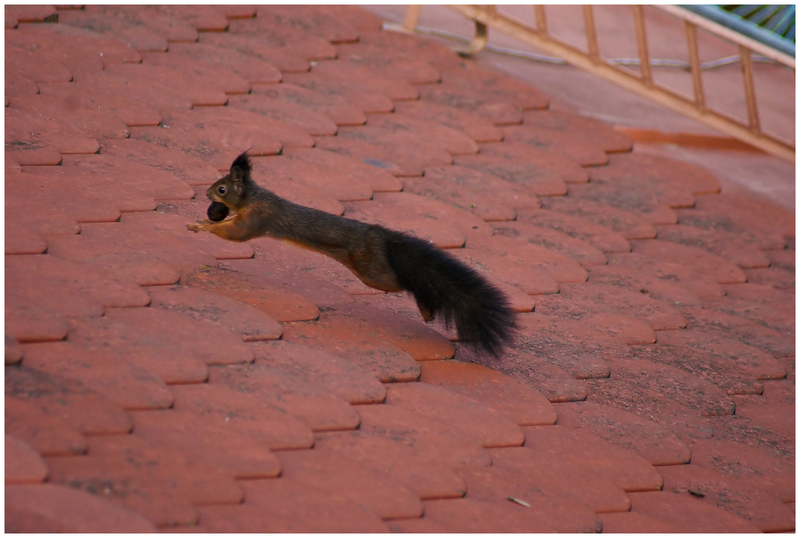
<box><xmin>314</xmin><ymin>430</ymin><xmax>467</xmax><ymax>500</ymax></box>
<box><xmin>6</xmin><ymin>109</ymin><xmax>98</xmax><ymax>159</ymax></box>
<box><xmin>180</xmin><ymin>265</ymin><xmax>319</xmax><ymax>323</ymax></box>
<box><xmin>385</xmin><ymin>382</ymin><xmax>525</xmax><ymax>448</ymax></box>
<box><xmin>442</xmin><ymin>61</ymin><xmax>550</xmax><ymax>111</ymax></box>
<box><xmin>275</xmin><ymin>448</ymin><xmax>424</xmax><ymax>519</ymax></box>
<box><xmin>420</xmin><ymin>360</ymin><xmax>557</xmax><ymax>426</ymax></box>
<box><xmin>108</xmin><ymin>63</ymin><xmax>229</xmax><ymax>105</ymax></box>
<box><xmin>363</xmin><ymin>112</ymin><xmax>480</xmax><ymax>155</ymax></box>
<box><xmin>4</xmin><ymin>74</ymin><xmax>39</xmax><ymax>97</ymax></box>
<box><xmin>199</xmin><ymin>33</ymin><xmax>307</xmax><ymax>75</ymax></box>
<box><xmin>208</xmin><ymin>363</ymin><xmax>361</xmax><ymax>432</ymax></box>
<box><xmin>4</xmin><ymin>222</ymin><xmax>48</xmax><ymax>256</ymax></box>
<box><xmin>46</xmin><ymin>434</ymin><xmax>244</xmax><ymax>525</ymax></box>
<box><xmin>22</xmin><ymin>342</ymin><xmax>174</xmax><ymax>411</ymax></box>
<box><xmin>657</xmin><ymin>223</ymin><xmax>772</xmax><ymax>268</ymax></box>
<box><xmin>512</xmin><ymin>313</ymin><xmax>623</xmax><ymax>379</ymax></box>
<box><xmin>5</xmin><ymin>302</ymin><xmax>69</xmax><ymax>344</ymax></box>
<box><xmin>6</xmin><ymin>46</ymin><xmax>73</xmax><ymax>83</ymax></box>
<box><xmin>402</xmin><ymin>175</ymin><xmax>517</xmax><ymax>222</ymax></box>
<box><xmin>522</xmin><ymin>425</ymin><xmax>665</xmax><ymax>492</ymax></box>
<box><xmin>255</xmin><ymin>5</ymin><xmax>360</xmax><ymax>45</ymax></box>
<box><xmin>491</xmin><ymin>220</ymin><xmax>608</xmax><ymax>266</ymax></box>
<box><xmin>494</xmin><ymin>347</ymin><xmax>590</xmax><ymax>403</ymax></box>
<box><xmin>196</xmin><ymin>478</ymin><xmax>389</xmax><ymax>532</ymax></box>
<box><xmin>659</xmin><ymin>463</ymin><xmax>794</xmax><ymax>532</ymax></box>
<box><xmin>426</xmin><ymin>164</ymin><xmax>541</xmax><ymax>209</ymax></box>
<box><xmin>522</xmin><ymin>108</ymin><xmax>633</xmax><ymax>153</ymax></box>
<box><xmin>39</xmin><ymin>83</ymin><xmax>162</xmax><ymax>127</ymax></box>
<box><xmin>690</xmin><ymin>438</ymin><xmax>795</xmax><ymax>503</ymax></box>
<box><xmin>458</xmin><ymin>142</ymin><xmax>584</xmax><ymax>192</ymax></box>
<box><xmin>598</xmin><ymin>509</ymin><xmax>697</xmax><ymax>533</ymax></box>
<box><xmin>357</xmin><ymin>403</ymin><xmax>492</xmax><ymax>468</ymax></box>
<box><xmin>5</xmin><ymin>483</ymin><xmax>157</xmax><ymax>532</ymax></box>
<box><xmin>227</xmin><ymin>18</ymin><xmax>336</xmax><ymax>61</ymax></box>
<box><xmin>15</xmin><ymin>22</ymin><xmax>142</xmax><ymax>65</ymax></box>
<box><xmin>630</xmin><ymin>490</ymin><xmax>764</xmax><ymax>532</ymax></box>
<box><xmin>252</xmin><ymin>340</ymin><xmax>386</xmax><ymax>404</ymax></box>
<box><xmin>517</xmin><ymin>207</ymin><xmax>631</xmax><ymax>253</ymax></box>
<box><xmin>284</xmin><ymin>147</ymin><xmax>403</xmax><ymax>193</ymax></box>
<box><xmin>5</xmin><ymin>334</ymin><xmax>24</xmax><ymax>366</ymax></box>
<box><xmin>149</xmin><ymin>285</ymin><xmax>282</xmax><ymax>342</ymax></box>
<box><xmin>140</xmin><ymin>52</ymin><xmax>251</xmax><ymax>95</ymax></box>
<box><xmin>554</xmin><ymin>401</ymin><xmax>692</xmax><ymax>465</ymax></box>
<box><xmin>537</xmin><ymin>281</ymin><xmax>687</xmax><ymax>331</ymax></box>
<box><xmin>283</xmin><ymin>66</ymin><xmax>404</xmax><ymax>113</ymax></box>
<box><xmin>58</xmin><ymin>9</ymin><xmax>171</xmax><ymax>52</ymax></box>
<box><xmin>229</xmin><ymin>94</ymin><xmax>337</xmax><ymax>137</ymax></box>
<box><xmin>170</xmin><ymin>382</ymin><xmax>314</xmax><ymax>450</ymax></box>
<box><xmin>6</xmin><ymin>367</ymin><xmax>133</xmax><ymax>435</ymax></box>
<box><xmin>131</xmin><ymin>409</ymin><xmax>282</xmax><ymax>479</ymax></box>
<box><xmin>544</xmin><ymin>196</ymin><xmax>658</xmax><ymax>239</ymax></box>
<box><xmin>420</xmin><ymin>82</ymin><xmax>525</xmax><ymax>125</ymax></box>
<box><xmin>450</xmin><ymin>467</ymin><xmax>603</xmax><ymax>532</ymax></box>
<box><xmin>338</xmin><ymin>43</ymin><xmax>442</xmax><ymax>84</ymax></box>
<box><xmin>252</xmin><ymin>82</ymin><xmax>367</xmax><ymax>125</ymax></box>
<box><xmin>5</xmin><ymin>5</ymin><xmax>57</xmax><ymax>27</ymax></box>
<box><xmin>449</xmin><ymin>247</ymin><xmax>560</xmax><ymax>295</ymax></box>
<box><xmin>5</xmin><ymin>435</ymin><xmax>49</xmax><ymax>484</ymax></box>
<box><xmin>6</xmin><ymin>396</ymin><xmax>88</xmax><ymax>456</ymax></box>
<box><xmin>152</xmin><ymin>5</ymin><xmax>229</xmax><ymax>33</ymax></box>
<box><xmin>282</xmin><ymin>317</ymin><xmax>423</xmax><ymax>383</ymax></box>
<box><xmin>502</xmin><ymin>123</ymin><xmax>610</xmax><ymax>166</ymax></box>
<box><xmin>99</xmin><ymin>139</ymin><xmax>220</xmax><ymax>186</ymax></box>
<box><xmin>73</xmin><ymin>69</ymin><xmax>195</xmax><ymax>112</ymax></box>
<box><xmin>490</xmin><ymin>446</ymin><xmax>632</xmax><ymax>513</ymax></box>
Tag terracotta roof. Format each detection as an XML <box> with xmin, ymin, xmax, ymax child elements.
<box><xmin>5</xmin><ymin>4</ymin><xmax>795</xmax><ymax>533</ymax></box>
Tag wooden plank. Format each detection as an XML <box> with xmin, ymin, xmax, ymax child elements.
<box><xmin>739</xmin><ymin>45</ymin><xmax>761</xmax><ymax>132</ymax></box>
<box><xmin>403</xmin><ymin>5</ymin><xmax>421</xmax><ymax>32</ymax></box>
<box><xmin>685</xmin><ymin>21</ymin><xmax>706</xmax><ymax>110</ymax></box>
<box><xmin>633</xmin><ymin>6</ymin><xmax>653</xmax><ymax>86</ymax></box>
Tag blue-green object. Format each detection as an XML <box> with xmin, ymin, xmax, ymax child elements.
<box><xmin>680</xmin><ymin>5</ymin><xmax>795</xmax><ymax>57</ymax></box>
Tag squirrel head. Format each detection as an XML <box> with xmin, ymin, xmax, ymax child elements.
<box><xmin>206</xmin><ymin>151</ymin><xmax>253</xmax><ymax>211</ymax></box>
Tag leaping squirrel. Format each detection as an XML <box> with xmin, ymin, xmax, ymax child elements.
<box><xmin>187</xmin><ymin>152</ymin><xmax>515</xmax><ymax>356</ymax></box>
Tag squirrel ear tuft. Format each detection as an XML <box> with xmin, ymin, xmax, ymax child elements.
<box><xmin>231</xmin><ymin>151</ymin><xmax>252</xmax><ymax>176</ymax></box>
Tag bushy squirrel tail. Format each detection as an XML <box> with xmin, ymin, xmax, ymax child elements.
<box><xmin>384</xmin><ymin>230</ymin><xmax>516</xmax><ymax>357</ymax></box>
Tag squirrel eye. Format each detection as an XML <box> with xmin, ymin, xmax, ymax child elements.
<box><xmin>217</xmin><ymin>186</ymin><xmax>227</xmax><ymax>195</ymax></box>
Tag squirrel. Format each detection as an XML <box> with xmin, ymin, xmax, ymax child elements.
<box><xmin>187</xmin><ymin>152</ymin><xmax>515</xmax><ymax>357</ymax></box>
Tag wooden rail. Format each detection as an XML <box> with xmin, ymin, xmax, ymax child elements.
<box><xmin>402</xmin><ymin>5</ymin><xmax>795</xmax><ymax>163</ymax></box>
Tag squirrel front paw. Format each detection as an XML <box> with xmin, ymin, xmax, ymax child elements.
<box><xmin>186</xmin><ymin>220</ymin><xmax>211</xmax><ymax>233</ymax></box>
